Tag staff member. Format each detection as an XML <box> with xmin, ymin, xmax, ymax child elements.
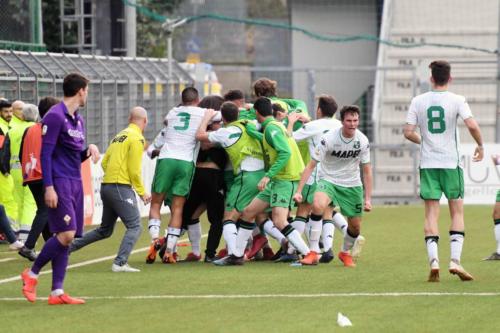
<box><xmin>69</xmin><ymin>107</ymin><xmax>151</xmax><ymax>272</ymax></box>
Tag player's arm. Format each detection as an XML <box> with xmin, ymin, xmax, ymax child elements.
<box><xmin>195</xmin><ymin>109</ymin><xmax>216</xmax><ymax>142</ymax></box>
<box><xmin>258</xmin><ymin>125</ymin><xmax>291</xmax><ymax>191</ymax></box>
<box><xmin>127</xmin><ymin>137</ymin><xmax>150</xmax><ymax>203</ymax></box>
<box><xmin>403</xmin><ymin>124</ymin><xmax>421</xmax><ymax>144</ymax></box>
<box><xmin>464</xmin><ymin>117</ymin><xmax>484</xmax><ymax>162</ymax></box>
<box><xmin>41</xmin><ymin>112</ymin><xmax>63</xmax><ymax>208</ymax></box>
<box><xmin>244</xmin><ymin>121</ymin><xmax>263</xmax><ymax>141</ymax></box>
<box><xmin>362</xmin><ymin>162</ymin><xmax>373</xmax><ymax>212</ymax></box>
<box><xmin>293</xmin><ymin>159</ymin><xmax>317</xmax><ymax>203</ymax></box>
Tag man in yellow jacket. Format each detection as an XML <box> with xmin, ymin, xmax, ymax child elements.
<box><xmin>0</xmin><ymin>98</ymin><xmax>18</xmax><ymax>229</ymax></box>
<box><xmin>9</xmin><ymin>102</ymin><xmax>38</xmax><ymax>241</ymax></box>
<box><xmin>69</xmin><ymin>107</ymin><xmax>151</xmax><ymax>272</ymax></box>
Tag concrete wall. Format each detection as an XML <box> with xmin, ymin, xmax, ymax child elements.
<box><xmin>290</xmin><ymin>0</ymin><xmax>379</xmax><ymax>107</ymax></box>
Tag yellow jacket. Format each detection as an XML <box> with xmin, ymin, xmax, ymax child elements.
<box><xmin>101</xmin><ymin>123</ymin><xmax>146</xmax><ymax>196</ymax></box>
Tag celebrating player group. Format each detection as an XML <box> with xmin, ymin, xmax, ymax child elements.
<box><xmin>7</xmin><ymin>59</ymin><xmax>497</xmax><ymax>305</ymax></box>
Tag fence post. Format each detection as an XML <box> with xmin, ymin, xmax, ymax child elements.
<box><xmin>307</xmin><ymin>69</ymin><xmax>316</xmax><ymax>118</ymax></box>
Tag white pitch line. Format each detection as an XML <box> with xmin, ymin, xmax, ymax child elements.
<box><xmin>0</xmin><ymin>258</ymin><xmax>16</xmax><ymax>263</ymax></box>
<box><xmin>0</xmin><ymin>235</ymin><xmax>206</xmax><ymax>285</ymax></box>
<box><xmin>1</xmin><ymin>292</ymin><xmax>500</xmax><ymax>301</ymax></box>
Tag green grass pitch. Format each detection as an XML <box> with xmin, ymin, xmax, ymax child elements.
<box><xmin>0</xmin><ymin>205</ymin><xmax>499</xmax><ymax>332</ymax></box>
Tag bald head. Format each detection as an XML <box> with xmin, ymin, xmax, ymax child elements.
<box><xmin>129</xmin><ymin>106</ymin><xmax>148</xmax><ymax>132</ymax></box>
<box><xmin>12</xmin><ymin>100</ymin><xmax>25</xmax><ymax>120</ymax></box>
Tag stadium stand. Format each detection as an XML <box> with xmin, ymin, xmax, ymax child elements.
<box><xmin>372</xmin><ymin>0</ymin><xmax>498</xmax><ymax>197</ymax></box>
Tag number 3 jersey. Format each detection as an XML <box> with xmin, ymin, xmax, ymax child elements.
<box><xmin>312</xmin><ymin>127</ymin><xmax>370</xmax><ymax>187</ymax></box>
<box><xmin>406</xmin><ymin>91</ymin><xmax>473</xmax><ymax>169</ymax></box>
<box><xmin>158</xmin><ymin>106</ymin><xmax>207</xmax><ymax>162</ymax></box>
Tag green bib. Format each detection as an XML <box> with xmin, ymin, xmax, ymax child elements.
<box><xmin>224</xmin><ymin>120</ymin><xmax>263</xmax><ymax>174</ymax></box>
<box><xmin>263</xmin><ymin>120</ymin><xmax>304</xmax><ymax>181</ymax></box>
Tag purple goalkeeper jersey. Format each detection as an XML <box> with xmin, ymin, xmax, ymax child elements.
<box><xmin>41</xmin><ymin>101</ymin><xmax>85</xmax><ymax>186</ymax></box>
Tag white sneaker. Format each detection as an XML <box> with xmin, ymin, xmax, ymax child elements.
<box><xmin>9</xmin><ymin>240</ymin><xmax>24</xmax><ymax>251</ymax></box>
<box><xmin>351</xmin><ymin>235</ymin><xmax>365</xmax><ymax>258</ymax></box>
<box><xmin>449</xmin><ymin>261</ymin><xmax>474</xmax><ymax>281</ymax></box>
<box><xmin>428</xmin><ymin>259</ymin><xmax>440</xmax><ymax>282</ymax></box>
<box><xmin>111</xmin><ymin>263</ymin><xmax>140</xmax><ymax>272</ymax></box>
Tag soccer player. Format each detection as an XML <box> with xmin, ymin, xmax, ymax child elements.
<box><xmin>69</xmin><ymin>107</ymin><xmax>151</xmax><ymax>272</ymax></box>
<box><xmin>404</xmin><ymin>60</ymin><xmax>484</xmax><ymax>282</ymax></box>
<box><xmin>294</xmin><ymin>105</ymin><xmax>372</xmax><ymax>268</ymax></box>
<box><xmin>182</xmin><ymin>95</ymin><xmax>226</xmax><ymax>262</ymax></box>
<box><xmin>484</xmin><ymin>154</ymin><xmax>500</xmax><ymax>260</ymax></box>
<box><xmin>20</xmin><ymin>73</ymin><xmax>100</xmax><ymax>305</ymax></box>
<box><xmin>18</xmin><ymin>97</ymin><xmax>60</xmax><ymax>261</ymax></box>
<box><xmin>283</xmin><ymin>95</ymin><xmax>351</xmax><ymax>263</ymax></box>
<box><xmin>196</xmin><ymin>101</ymin><xmax>267</xmax><ymax>262</ymax></box>
<box><xmin>146</xmin><ymin>87</ymin><xmax>217</xmax><ymax>264</ymax></box>
<box><xmin>214</xmin><ymin>97</ymin><xmax>317</xmax><ymax>265</ymax></box>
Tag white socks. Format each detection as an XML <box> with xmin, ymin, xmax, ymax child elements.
<box><xmin>148</xmin><ymin>218</ymin><xmax>161</xmax><ymax>240</ymax></box>
<box><xmin>342</xmin><ymin>229</ymin><xmax>358</xmax><ymax>253</ymax></box>
<box><xmin>307</xmin><ymin>214</ymin><xmax>322</xmax><ymax>253</ymax></box>
<box><xmin>450</xmin><ymin>231</ymin><xmax>464</xmax><ymax>263</ymax></box>
<box><xmin>262</xmin><ymin>219</ymin><xmax>286</xmax><ymax>244</ymax></box>
<box><xmin>235</xmin><ymin>220</ymin><xmax>255</xmax><ymax>257</ymax></box>
<box><xmin>322</xmin><ymin>220</ymin><xmax>335</xmax><ymax>252</ymax></box>
<box><xmin>495</xmin><ymin>221</ymin><xmax>500</xmax><ymax>253</ymax></box>
<box><xmin>222</xmin><ymin>220</ymin><xmax>238</xmax><ymax>255</ymax></box>
<box><xmin>425</xmin><ymin>236</ymin><xmax>439</xmax><ymax>264</ymax></box>
<box><xmin>188</xmin><ymin>221</ymin><xmax>202</xmax><ymax>256</ymax></box>
<box><xmin>332</xmin><ymin>212</ymin><xmax>348</xmax><ymax>237</ymax></box>
<box><xmin>166</xmin><ymin>227</ymin><xmax>181</xmax><ymax>253</ymax></box>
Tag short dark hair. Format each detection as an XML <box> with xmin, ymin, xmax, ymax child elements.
<box><xmin>220</xmin><ymin>101</ymin><xmax>239</xmax><ymax>123</ymax></box>
<box><xmin>272</xmin><ymin>103</ymin><xmax>286</xmax><ymax>118</ymax></box>
<box><xmin>223</xmin><ymin>89</ymin><xmax>244</xmax><ymax>101</ymax></box>
<box><xmin>38</xmin><ymin>96</ymin><xmax>60</xmax><ymax>118</ymax></box>
<box><xmin>254</xmin><ymin>97</ymin><xmax>273</xmax><ymax>117</ymax></box>
<box><xmin>318</xmin><ymin>95</ymin><xmax>338</xmax><ymax>117</ymax></box>
<box><xmin>198</xmin><ymin>95</ymin><xmax>224</xmax><ymax>110</ymax></box>
<box><xmin>181</xmin><ymin>87</ymin><xmax>199</xmax><ymax>104</ymax></box>
<box><xmin>339</xmin><ymin>105</ymin><xmax>360</xmax><ymax>121</ymax></box>
<box><xmin>63</xmin><ymin>73</ymin><xmax>89</xmax><ymax>97</ymax></box>
<box><xmin>253</xmin><ymin>78</ymin><xmax>277</xmax><ymax>97</ymax></box>
<box><xmin>429</xmin><ymin>60</ymin><xmax>451</xmax><ymax>86</ymax></box>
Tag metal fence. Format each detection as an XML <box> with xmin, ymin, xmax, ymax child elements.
<box><xmin>0</xmin><ymin>50</ymin><xmax>193</xmax><ymax>148</ymax></box>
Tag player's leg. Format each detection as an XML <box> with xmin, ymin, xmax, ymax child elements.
<box><xmin>111</xmin><ymin>185</ymin><xmax>142</xmax><ymax>272</ymax></box>
<box><xmin>203</xmin><ymin>170</ymin><xmax>225</xmax><ymax>261</ymax></box>
<box><xmin>320</xmin><ymin>206</ymin><xmax>335</xmax><ymax>263</ymax></box>
<box><xmin>20</xmin><ymin>182</ymin><xmax>49</xmax><ymax>261</ymax></box>
<box><xmin>420</xmin><ymin>168</ymin><xmax>443</xmax><ymax>281</ymax></box>
<box><xmin>309</xmin><ymin>190</ymin><xmax>331</xmax><ymax>254</ymax></box>
<box><xmin>69</xmin><ymin>184</ymin><xmax>119</xmax><ymax>253</ymax></box>
<box><xmin>163</xmin><ymin>195</ymin><xmax>186</xmax><ymax>263</ymax></box>
<box><xmin>441</xmin><ymin>167</ymin><xmax>472</xmax><ymax>280</ymax></box>
<box><xmin>484</xmin><ymin>191</ymin><xmax>500</xmax><ymax>260</ymax></box>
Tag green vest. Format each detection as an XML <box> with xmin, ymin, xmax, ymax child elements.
<box><xmin>9</xmin><ymin>120</ymin><xmax>35</xmax><ymax>170</ymax></box>
<box><xmin>224</xmin><ymin>120</ymin><xmax>264</xmax><ymax>175</ymax></box>
<box><xmin>0</xmin><ymin>117</ymin><xmax>9</xmax><ymax>134</ymax></box>
<box><xmin>263</xmin><ymin>120</ymin><xmax>304</xmax><ymax>181</ymax></box>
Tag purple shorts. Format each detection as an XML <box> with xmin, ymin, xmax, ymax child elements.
<box><xmin>48</xmin><ymin>178</ymin><xmax>84</xmax><ymax>237</ymax></box>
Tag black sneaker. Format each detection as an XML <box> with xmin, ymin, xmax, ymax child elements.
<box><xmin>270</xmin><ymin>247</ymin><xmax>283</xmax><ymax>261</ymax></box>
<box><xmin>204</xmin><ymin>255</ymin><xmax>216</xmax><ymax>263</ymax></box>
<box><xmin>274</xmin><ymin>253</ymin><xmax>299</xmax><ymax>263</ymax></box>
<box><xmin>18</xmin><ymin>246</ymin><xmax>38</xmax><ymax>262</ymax></box>
<box><xmin>319</xmin><ymin>249</ymin><xmax>334</xmax><ymax>263</ymax></box>
<box><xmin>213</xmin><ymin>254</ymin><xmax>244</xmax><ymax>266</ymax></box>
<box><xmin>483</xmin><ymin>252</ymin><xmax>500</xmax><ymax>260</ymax></box>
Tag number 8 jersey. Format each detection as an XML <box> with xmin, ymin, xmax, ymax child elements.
<box><xmin>159</xmin><ymin>106</ymin><xmax>209</xmax><ymax>162</ymax></box>
<box><xmin>406</xmin><ymin>91</ymin><xmax>473</xmax><ymax>169</ymax></box>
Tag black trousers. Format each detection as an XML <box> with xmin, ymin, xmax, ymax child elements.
<box><xmin>182</xmin><ymin>168</ymin><xmax>225</xmax><ymax>258</ymax></box>
<box><xmin>25</xmin><ymin>181</ymin><xmax>51</xmax><ymax>249</ymax></box>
